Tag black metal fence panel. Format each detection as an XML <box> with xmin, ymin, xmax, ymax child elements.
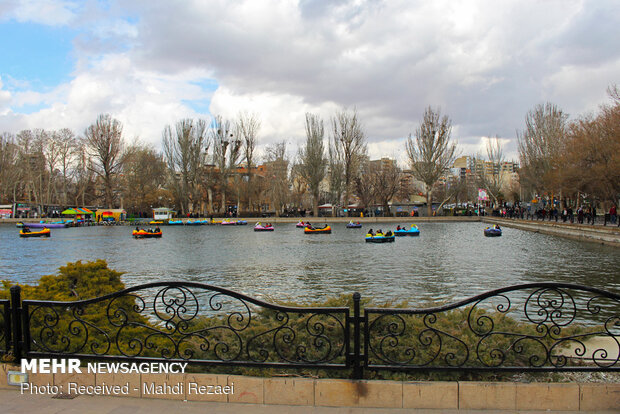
<box><xmin>365</xmin><ymin>283</ymin><xmax>620</xmax><ymax>372</ymax></box>
<box><xmin>20</xmin><ymin>282</ymin><xmax>350</xmax><ymax>370</ymax></box>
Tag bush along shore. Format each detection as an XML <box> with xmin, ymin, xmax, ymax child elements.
<box><xmin>1</xmin><ymin>260</ymin><xmax>618</xmax><ymax>383</ymax></box>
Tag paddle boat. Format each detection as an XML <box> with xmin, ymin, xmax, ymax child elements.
<box><xmin>254</xmin><ymin>222</ymin><xmax>274</xmax><ymax>231</ymax></box>
<box><xmin>484</xmin><ymin>225</ymin><xmax>502</xmax><ymax>237</ymax></box>
<box><xmin>20</xmin><ymin>227</ymin><xmax>51</xmax><ymax>238</ymax></box>
<box><xmin>394</xmin><ymin>224</ymin><xmax>420</xmax><ymax>236</ymax></box>
<box><xmin>296</xmin><ymin>221</ymin><xmax>310</xmax><ymax>228</ymax></box>
<box><xmin>167</xmin><ymin>219</ymin><xmax>184</xmax><ymax>225</ymax></box>
<box><xmin>304</xmin><ymin>225</ymin><xmax>331</xmax><ymax>234</ymax></box>
<box><xmin>149</xmin><ymin>220</ymin><xmax>164</xmax><ymax>225</ymax></box>
<box><xmin>221</xmin><ymin>219</ymin><xmax>237</xmax><ymax>225</ymax></box>
<box><xmin>186</xmin><ymin>219</ymin><xmax>206</xmax><ymax>225</ymax></box>
<box><xmin>365</xmin><ymin>231</ymin><xmax>395</xmax><ymax>243</ymax></box>
<box><xmin>346</xmin><ymin>221</ymin><xmax>362</xmax><ymax>228</ymax></box>
<box><xmin>132</xmin><ymin>229</ymin><xmax>163</xmax><ymax>238</ymax></box>
<box><xmin>236</xmin><ymin>220</ymin><xmax>248</xmax><ymax>225</ymax></box>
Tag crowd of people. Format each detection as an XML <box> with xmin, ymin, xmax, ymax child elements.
<box><xmin>491</xmin><ymin>203</ymin><xmax>618</xmax><ymax>226</ymax></box>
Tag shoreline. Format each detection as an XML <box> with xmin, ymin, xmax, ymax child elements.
<box><xmin>3</xmin><ymin>216</ymin><xmax>618</xmax><ymax>247</ymax></box>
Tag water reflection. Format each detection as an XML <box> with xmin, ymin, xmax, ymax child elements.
<box><xmin>1</xmin><ymin>222</ymin><xmax>618</xmax><ymax>306</ymax></box>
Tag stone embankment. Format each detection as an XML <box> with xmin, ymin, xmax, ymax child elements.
<box><xmin>483</xmin><ymin>217</ymin><xmax>620</xmax><ymax>247</ymax></box>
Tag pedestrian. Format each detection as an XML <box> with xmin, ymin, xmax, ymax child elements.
<box><xmin>610</xmin><ymin>205</ymin><xmax>617</xmax><ymax>224</ymax></box>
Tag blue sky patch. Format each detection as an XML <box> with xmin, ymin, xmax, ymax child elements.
<box><xmin>0</xmin><ymin>21</ymin><xmax>77</xmax><ymax>91</ymax></box>
<box><xmin>182</xmin><ymin>79</ymin><xmax>219</xmax><ymax>115</ymax></box>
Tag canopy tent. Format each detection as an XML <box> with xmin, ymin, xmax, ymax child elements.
<box><xmin>61</xmin><ymin>207</ymin><xmax>94</xmax><ymax>216</ymax></box>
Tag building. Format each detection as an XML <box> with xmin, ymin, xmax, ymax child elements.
<box><xmin>153</xmin><ymin>207</ymin><xmax>175</xmax><ymax>220</ymax></box>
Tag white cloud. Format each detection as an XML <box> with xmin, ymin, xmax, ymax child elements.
<box><xmin>1</xmin><ymin>0</ymin><xmax>79</xmax><ymax>26</ymax></box>
<box><xmin>1</xmin><ymin>0</ymin><xmax>619</xmax><ymax>163</ymax></box>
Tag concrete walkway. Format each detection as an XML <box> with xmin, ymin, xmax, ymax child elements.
<box><xmin>1</xmin><ymin>389</ymin><xmax>615</xmax><ymax>414</ymax></box>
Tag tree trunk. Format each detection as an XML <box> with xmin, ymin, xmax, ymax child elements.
<box><xmin>247</xmin><ymin>174</ymin><xmax>252</xmax><ymax>212</ymax></box>
<box><xmin>313</xmin><ymin>191</ymin><xmax>319</xmax><ymax>217</ymax></box>
<box><xmin>426</xmin><ymin>189</ymin><xmax>432</xmax><ymax>216</ymax></box>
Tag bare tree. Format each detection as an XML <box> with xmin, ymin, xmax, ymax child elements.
<box><xmin>471</xmin><ymin>136</ymin><xmax>505</xmax><ymax>206</ymax></box>
<box><xmin>16</xmin><ymin>129</ymin><xmax>47</xmax><ymax>205</ymax></box>
<box><xmin>354</xmin><ymin>160</ymin><xmax>376</xmax><ymax>213</ymax></box>
<box><xmin>517</xmin><ymin>102</ymin><xmax>567</xmax><ymax>201</ymax></box>
<box><xmin>332</xmin><ymin>109</ymin><xmax>367</xmax><ymax>215</ymax></box>
<box><xmin>54</xmin><ymin>128</ymin><xmax>78</xmax><ymax>205</ymax></box>
<box><xmin>123</xmin><ymin>143</ymin><xmax>168</xmax><ymax>214</ymax></box>
<box><xmin>162</xmin><ymin>119</ymin><xmax>209</xmax><ymax>215</ymax></box>
<box><xmin>327</xmin><ymin>135</ymin><xmax>345</xmax><ymax>212</ymax></box>
<box><xmin>373</xmin><ymin>160</ymin><xmax>401</xmax><ymax>216</ymax></box>
<box><xmin>290</xmin><ymin>161</ymin><xmax>308</xmax><ymax>211</ymax></box>
<box><xmin>211</xmin><ymin>115</ymin><xmax>242</xmax><ymax>214</ymax></box>
<box><xmin>265</xmin><ymin>141</ymin><xmax>289</xmax><ymax>216</ymax></box>
<box><xmin>236</xmin><ymin>112</ymin><xmax>260</xmax><ymax>212</ymax></box>
<box><xmin>83</xmin><ymin>114</ymin><xmax>126</xmax><ymax>208</ymax></box>
<box><xmin>405</xmin><ymin>107</ymin><xmax>458</xmax><ymax>216</ymax></box>
<box><xmin>73</xmin><ymin>143</ymin><xmax>95</xmax><ymax>207</ymax></box>
<box><xmin>299</xmin><ymin>113</ymin><xmax>327</xmax><ymax>217</ymax></box>
<box><xmin>0</xmin><ymin>132</ymin><xmax>19</xmax><ymax>203</ymax></box>
<box><xmin>564</xmin><ymin>90</ymin><xmax>620</xmax><ymax>205</ymax></box>
<box><xmin>42</xmin><ymin>130</ymin><xmax>63</xmax><ymax>204</ymax></box>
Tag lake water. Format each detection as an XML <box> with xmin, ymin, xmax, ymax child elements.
<box><xmin>1</xmin><ymin>222</ymin><xmax>619</xmax><ymax>305</ymax></box>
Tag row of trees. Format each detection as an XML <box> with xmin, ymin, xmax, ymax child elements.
<box><xmin>1</xmin><ymin>86</ymin><xmax>617</xmax><ymax>217</ymax></box>
<box><xmin>518</xmin><ymin>86</ymin><xmax>619</xmax><ymax>208</ymax></box>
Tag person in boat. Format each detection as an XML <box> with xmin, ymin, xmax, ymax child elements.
<box><xmin>154</xmin><ymin>226</ymin><xmax>160</xmax><ymax>233</ymax></box>
<box><xmin>396</xmin><ymin>225</ymin><xmax>401</xmax><ymax>230</ymax></box>
<box><xmin>368</xmin><ymin>228</ymin><xmax>374</xmax><ymax>236</ymax></box>
<box><xmin>385</xmin><ymin>230</ymin><xmax>393</xmax><ymax>237</ymax></box>
<box><xmin>23</xmin><ymin>226</ymin><xmax>31</xmax><ymax>233</ymax></box>
<box><xmin>265</xmin><ymin>223</ymin><xmax>272</xmax><ymax>227</ymax></box>
<box><xmin>307</xmin><ymin>223</ymin><xmax>314</xmax><ymax>230</ymax></box>
<box><xmin>494</xmin><ymin>224</ymin><xmax>501</xmax><ymax>230</ymax></box>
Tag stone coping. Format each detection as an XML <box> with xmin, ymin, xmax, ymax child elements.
<box><xmin>1</xmin><ymin>365</ymin><xmax>617</xmax><ymax>410</ymax></box>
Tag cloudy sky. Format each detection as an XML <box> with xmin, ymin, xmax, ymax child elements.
<box><xmin>1</xmin><ymin>0</ymin><xmax>618</xmax><ymax>165</ymax></box>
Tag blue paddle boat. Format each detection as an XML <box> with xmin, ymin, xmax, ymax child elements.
<box><xmin>484</xmin><ymin>225</ymin><xmax>502</xmax><ymax>237</ymax></box>
<box><xmin>394</xmin><ymin>224</ymin><xmax>420</xmax><ymax>236</ymax></box>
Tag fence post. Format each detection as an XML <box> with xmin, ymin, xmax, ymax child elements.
<box><xmin>10</xmin><ymin>285</ymin><xmax>22</xmax><ymax>361</ymax></box>
<box><xmin>352</xmin><ymin>292</ymin><xmax>363</xmax><ymax>379</ymax></box>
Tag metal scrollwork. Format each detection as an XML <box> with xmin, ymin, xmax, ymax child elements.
<box><xmin>16</xmin><ymin>282</ymin><xmax>619</xmax><ymax>373</ymax></box>
<box><xmin>367</xmin><ymin>283</ymin><xmax>619</xmax><ymax>371</ymax></box>
<box><xmin>22</xmin><ymin>282</ymin><xmax>348</xmax><ymax>368</ymax></box>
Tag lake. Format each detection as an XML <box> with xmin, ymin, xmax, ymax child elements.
<box><xmin>2</xmin><ymin>222</ymin><xmax>619</xmax><ymax>305</ymax></box>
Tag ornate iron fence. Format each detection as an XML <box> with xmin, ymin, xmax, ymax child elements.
<box><xmin>1</xmin><ymin>282</ymin><xmax>619</xmax><ymax>378</ymax></box>
<box><xmin>365</xmin><ymin>283</ymin><xmax>620</xmax><ymax>372</ymax></box>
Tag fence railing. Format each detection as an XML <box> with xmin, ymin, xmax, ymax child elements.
<box><xmin>1</xmin><ymin>282</ymin><xmax>619</xmax><ymax>378</ymax></box>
